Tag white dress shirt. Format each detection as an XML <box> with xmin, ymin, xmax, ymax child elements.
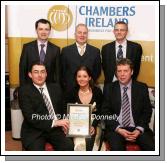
<box><xmin>33</xmin><ymin>82</ymin><xmax>57</xmax><ymax>127</ymax></box>
<box><xmin>76</xmin><ymin>42</ymin><xmax>86</xmax><ymax>56</ymax></box>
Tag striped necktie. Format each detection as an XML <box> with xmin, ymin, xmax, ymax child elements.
<box><xmin>40</xmin><ymin>44</ymin><xmax>45</xmax><ymax>63</ymax></box>
<box><xmin>39</xmin><ymin>88</ymin><xmax>55</xmax><ymax>119</ymax></box>
<box><xmin>122</xmin><ymin>86</ymin><xmax>131</xmax><ymax>127</ymax></box>
<box><xmin>117</xmin><ymin>45</ymin><xmax>123</xmax><ymax>60</ymax></box>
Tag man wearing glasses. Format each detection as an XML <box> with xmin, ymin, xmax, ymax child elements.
<box><xmin>101</xmin><ymin>21</ymin><xmax>143</xmax><ymax>84</ymax></box>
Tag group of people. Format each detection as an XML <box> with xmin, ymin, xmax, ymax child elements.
<box><xmin>18</xmin><ymin>18</ymin><xmax>154</xmax><ymax>151</ymax></box>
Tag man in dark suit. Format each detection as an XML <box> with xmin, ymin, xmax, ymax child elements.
<box><xmin>61</xmin><ymin>23</ymin><xmax>101</xmax><ymax>91</ymax></box>
<box><xmin>18</xmin><ymin>62</ymin><xmax>74</xmax><ymax>151</ymax></box>
<box><xmin>102</xmin><ymin>21</ymin><xmax>142</xmax><ymax>84</ymax></box>
<box><xmin>102</xmin><ymin>58</ymin><xmax>154</xmax><ymax>151</ymax></box>
<box><xmin>19</xmin><ymin>19</ymin><xmax>60</xmax><ymax>86</ymax></box>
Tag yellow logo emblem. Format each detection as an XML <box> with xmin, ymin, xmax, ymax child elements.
<box><xmin>48</xmin><ymin>5</ymin><xmax>73</xmax><ymax>31</ymax></box>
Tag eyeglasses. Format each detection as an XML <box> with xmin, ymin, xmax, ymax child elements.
<box><xmin>114</xmin><ymin>29</ymin><xmax>127</xmax><ymax>32</ymax></box>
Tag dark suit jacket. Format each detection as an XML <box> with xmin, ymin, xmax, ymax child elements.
<box><xmin>19</xmin><ymin>40</ymin><xmax>60</xmax><ymax>85</ymax></box>
<box><xmin>102</xmin><ymin>80</ymin><xmax>152</xmax><ymax>132</ymax></box>
<box><xmin>18</xmin><ymin>83</ymin><xmax>64</xmax><ymax>147</ymax></box>
<box><xmin>65</xmin><ymin>86</ymin><xmax>103</xmax><ymax>127</ymax></box>
<box><xmin>101</xmin><ymin>40</ymin><xmax>142</xmax><ymax>83</ymax></box>
<box><xmin>61</xmin><ymin>43</ymin><xmax>101</xmax><ymax>91</ymax></box>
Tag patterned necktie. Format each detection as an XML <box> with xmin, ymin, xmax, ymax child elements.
<box><xmin>117</xmin><ymin>45</ymin><xmax>123</xmax><ymax>60</ymax></box>
<box><xmin>40</xmin><ymin>44</ymin><xmax>45</xmax><ymax>63</ymax></box>
<box><xmin>39</xmin><ymin>88</ymin><xmax>55</xmax><ymax>119</ymax></box>
<box><xmin>122</xmin><ymin>86</ymin><xmax>131</xmax><ymax>127</ymax></box>
<box><xmin>79</xmin><ymin>46</ymin><xmax>85</xmax><ymax>56</ymax></box>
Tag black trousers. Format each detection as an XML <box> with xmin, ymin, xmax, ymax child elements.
<box><xmin>24</xmin><ymin>128</ymin><xmax>74</xmax><ymax>151</ymax></box>
<box><xmin>106</xmin><ymin>127</ymin><xmax>155</xmax><ymax>151</ymax></box>
<box><xmin>86</xmin><ymin>134</ymin><xmax>96</xmax><ymax>151</ymax></box>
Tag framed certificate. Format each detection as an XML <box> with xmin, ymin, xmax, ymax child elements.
<box><xmin>67</xmin><ymin>103</ymin><xmax>91</xmax><ymax>137</ymax></box>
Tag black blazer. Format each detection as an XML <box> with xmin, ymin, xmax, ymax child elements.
<box><xmin>61</xmin><ymin>43</ymin><xmax>101</xmax><ymax>91</ymax></box>
<box><xmin>102</xmin><ymin>80</ymin><xmax>152</xmax><ymax>132</ymax></box>
<box><xmin>18</xmin><ymin>83</ymin><xmax>64</xmax><ymax>147</ymax></box>
<box><xmin>65</xmin><ymin>86</ymin><xmax>103</xmax><ymax>127</ymax></box>
<box><xmin>19</xmin><ymin>40</ymin><xmax>60</xmax><ymax>85</ymax></box>
<box><xmin>101</xmin><ymin>40</ymin><xmax>142</xmax><ymax>83</ymax></box>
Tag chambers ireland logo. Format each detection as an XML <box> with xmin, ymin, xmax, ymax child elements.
<box><xmin>48</xmin><ymin>5</ymin><xmax>73</xmax><ymax>31</ymax></box>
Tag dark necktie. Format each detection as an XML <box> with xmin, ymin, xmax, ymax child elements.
<box><xmin>40</xmin><ymin>44</ymin><xmax>45</xmax><ymax>63</ymax></box>
<box><xmin>39</xmin><ymin>88</ymin><xmax>55</xmax><ymax>119</ymax></box>
<box><xmin>117</xmin><ymin>45</ymin><xmax>123</xmax><ymax>60</ymax></box>
<box><xmin>122</xmin><ymin>86</ymin><xmax>131</xmax><ymax>127</ymax></box>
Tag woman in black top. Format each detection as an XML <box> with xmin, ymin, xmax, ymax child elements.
<box><xmin>65</xmin><ymin>66</ymin><xmax>103</xmax><ymax>151</ymax></box>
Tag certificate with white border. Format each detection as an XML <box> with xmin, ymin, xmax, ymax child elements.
<box><xmin>67</xmin><ymin>104</ymin><xmax>91</xmax><ymax>137</ymax></box>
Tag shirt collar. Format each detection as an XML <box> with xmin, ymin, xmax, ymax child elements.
<box><xmin>33</xmin><ymin>82</ymin><xmax>47</xmax><ymax>91</ymax></box>
<box><xmin>116</xmin><ymin>39</ymin><xmax>127</xmax><ymax>48</ymax></box>
<box><xmin>119</xmin><ymin>79</ymin><xmax>132</xmax><ymax>91</ymax></box>
<box><xmin>76</xmin><ymin>42</ymin><xmax>87</xmax><ymax>48</ymax></box>
<box><xmin>37</xmin><ymin>40</ymin><xmax>48</xmax><ymax>47</ymax></box>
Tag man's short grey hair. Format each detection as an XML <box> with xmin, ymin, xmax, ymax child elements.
<box><xmin>75</xmin><ymin>23</ymin><xmax>88</xmax><ymax>32</ymax></box>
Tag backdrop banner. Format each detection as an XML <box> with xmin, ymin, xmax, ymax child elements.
<box><xmin>7</xmin><ymin>2</ymin><xmax>157</xmax><ymax>87</ymax></box>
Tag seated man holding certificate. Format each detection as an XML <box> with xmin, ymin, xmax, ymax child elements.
<box><xmin>65</xmin><ymin>66</ymin><xmax>103</xmax><ymax>151</ymax></box>
<box><xmin>18</xmin><ymin>62</ymin><xmax>74</xmax><ymax>151</ymax></box>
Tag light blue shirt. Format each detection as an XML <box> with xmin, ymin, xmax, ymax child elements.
<box><xmin>37</xmin><ymin>40</ymin><xmax>47</xmax><ymax>55</ymax></box>
<box><xmin>117</xmin><ymin>80</ymin><xmax>144</xmax><ymax>133</ymax></box>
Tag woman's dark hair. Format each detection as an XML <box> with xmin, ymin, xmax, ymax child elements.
<box><xmin>74</xmin><ymin>66</ymin><xmax>94</xmax><ymax>89</ymax></box>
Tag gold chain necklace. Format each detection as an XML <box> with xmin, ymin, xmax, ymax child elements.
<box><xmin>79</xmin><ymin>89</ymin><xmax>90</xmax><ymax>94</ymax></box>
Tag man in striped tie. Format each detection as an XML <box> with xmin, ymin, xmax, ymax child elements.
<box><xmin>18</xmin><ymin>62</ymin><xmax>74</xmax><ymax>151</ymax></box>
<box><xmin>102</xmin><ymin>21</ymin><xmax>143</xmax><ymax>84</ymax></box>
<box><xmin>102</xmin><ymin>58</ymin><xmax>154</xmax><ymax>151</ymax></box>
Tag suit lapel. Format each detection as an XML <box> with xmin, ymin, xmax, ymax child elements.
<box><xmin>111</xmin><ymin>41</ymin><xmax>116</xmax><ymax>63</ymax></box>
<box><xmin>31</xmin><ymin>84</ymin><xmax>44</xmax><ymax>103</ymax></box>
<box><xmin>117</xmin><ymin>84</ymin><xmax>122</xmax><ymax>114</ymax></box>
<box><xmin>74</xmin><ymin>43</ymin><xmax>81</xmax><ymax>56</ymax></box>
<box><xmin>33</xmin><ymin>40</ymin><xmax>40</xmax><ymax>60</ymax></box>
<box><xmin>105</xmin><ymin>42</ymin><xmax>116</xmax><ymax>70</ymax></box>
<box><xmin>126</xmin><ymin>41</ymin><xmax>132</xmax><ymax>58</ymax></box>
<box><xmin>84</xmin><ymin>44</ymin><xmax>90</xmax><ymax>57</ymax></box>
<box><xmin>44</xmin><ymin>41</ymin><xmax>52</xmax><ymax>63</ymax></box>
<box><xmin>131</xmin><ymin>81</ymin><xmax>138</xmax><ymax>118</ymax></box>
<box><xmin>114</xmin><ymin>82</ymin><xmax>122</xmax><ymax>114</ymax></box>
<box><xmin>46</xmin><ymin>84</ymin><xmax>57</xmax><ymax>112</ymax></box>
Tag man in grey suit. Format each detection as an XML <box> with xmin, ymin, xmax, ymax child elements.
<box><xmin>102</xmin><ymin>21</ymin><xmax>143</xmax><ymax>84</ymax></box>
<box><xmin>19</xmin><ymin>19</ymin><xmax>60</xmax><ymax>86</ymax></box>
<box><xmin>18</xmin><ymin>62</ymin><xmax>74</xmax><ymax>151</ymax></box>
<box><xmin>61</xmin><ymin>23</ymin><xmax>101</xmax><ymax>91</ymax></box>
